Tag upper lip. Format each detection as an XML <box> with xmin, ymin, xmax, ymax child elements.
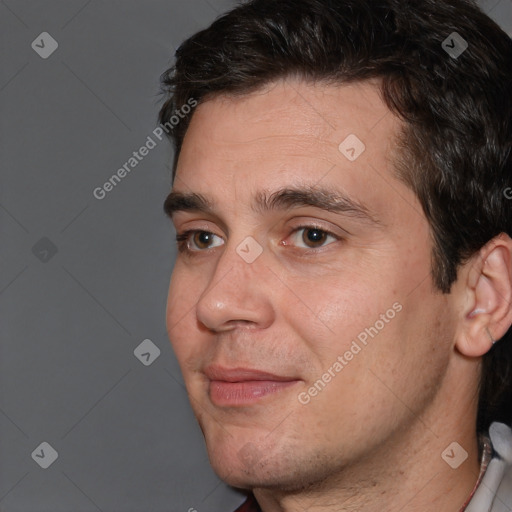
<box><xmin>204</xmin><ymin>364</ymin><xmax>298</xmax><ymax>382</ymax></box>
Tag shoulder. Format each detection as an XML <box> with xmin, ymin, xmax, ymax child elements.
<box><xmin>467</xmin><ymin>422</ymin><xmax>512</xmax><ymax>512</ymax></box>
<box><xmin>490</xmin><ymin>422</ymin><xmax>512</xmax><ymax>511</ymax></box>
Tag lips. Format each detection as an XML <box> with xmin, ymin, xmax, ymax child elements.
<box><xmin>204</xmin><ymin>365</ymin><xmax>297</xmax><ymax>382</ymax></box>
<box><xmin>204</xmin><ymin>365</ymin><xmax>300</xmax><ymax>406</ymax></box>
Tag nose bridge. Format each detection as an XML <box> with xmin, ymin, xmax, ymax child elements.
<box><xmin>196</xmin><ymin>236</ymin><xmax>273</xmax><ymax>330</ymax></box>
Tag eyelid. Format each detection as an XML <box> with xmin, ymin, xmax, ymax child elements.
<box><xmin>287</xmin><ymin>213</ymin><xmax>353</xmax><ymax>235</ymax></box>
<box><xmin>286</xmin><ymin>215</ymin><xmax>347</xmax><ymax>236</ymax></box>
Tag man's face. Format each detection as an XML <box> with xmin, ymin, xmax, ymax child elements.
<box><xmin>165</xmin><ymin>79</ymin><xmax>457</xmax><ymax>490</ymax></box>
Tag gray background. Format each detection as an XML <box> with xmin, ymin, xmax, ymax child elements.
<box><xmin>1</xmin><ymin>1</ymin><xmax>510</xmax><ymax>511</ymax></box>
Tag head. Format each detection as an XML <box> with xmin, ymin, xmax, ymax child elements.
<box><xmin>160</xmin><ymin>0</ymin><xmax>512</xmax><ymax>491</ymax></box>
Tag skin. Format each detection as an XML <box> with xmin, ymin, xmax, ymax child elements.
<box><xmin>164</xmin><ymin>78</ymin><xmax>512</xmax><ymax>512</ymax></box>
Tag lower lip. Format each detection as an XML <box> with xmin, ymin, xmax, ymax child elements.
<box><xmin>209</xmin><ymin>380</ymin><xmax>299</xmax><ymax>406</ymax></box>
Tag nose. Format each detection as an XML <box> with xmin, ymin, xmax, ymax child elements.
<box><xmin>196</xmin><ymin>240</ymin><xmax>275</xmax><ymax>333</ymax></box>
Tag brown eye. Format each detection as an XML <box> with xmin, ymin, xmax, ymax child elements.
<box><xmin>175</xmin><ymin>230</ymin><xmax>224</xmax><ymax>253</ymax></box>
<box><xmin>302</xmin><ymin>228</ymin><xmax>328</xmax><ymax>247</ymax></box>
<box><xmin>289</xmin><ymin>226</ymin><xmax>337</xmax><ymax>249</ymax></box>
<box><xmin>193</xmin><ymin>231</ymin><xmax>215</xmax><ymax>249</ymax></box>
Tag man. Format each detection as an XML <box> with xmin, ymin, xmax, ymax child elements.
<box><xmin>159</xmin><ymin>1</ymin><xmax>512</xmax><ymax>510</ymax></box>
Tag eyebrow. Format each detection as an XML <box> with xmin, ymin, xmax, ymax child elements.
<box><xmin>164</xmin><ymin>186</ymin><xmax>381</xmax><ymax>225</ymax></box>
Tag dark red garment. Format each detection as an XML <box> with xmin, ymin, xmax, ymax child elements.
<box><xmin>233</xmin><ymin>494</ymin><xmax>262</xmax><ymax>512</ymax></box>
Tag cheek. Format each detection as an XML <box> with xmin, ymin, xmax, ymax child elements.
<box><xmin>166</xmin><ymin>260</ymin><xmax>203</xmax><ymax>316</ymax></box>
<box><xmin>293</xmin><ymin>299</ymin><xmax>442</xmax><ymax>439</ymax></box>
<box><xmin>284</xmin><ymin>269</ymin><xmax>397</xmax><ymax>353</ymax></box>
<box><xmin>165</xmin><ymin>266</ymin><xmax>200</xmax><ymax>360</ymax></box>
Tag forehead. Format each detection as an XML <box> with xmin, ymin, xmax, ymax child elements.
<box><xmin>176</xmin><ymin>78</ymin><xmax>399</xmax><ymax>170</ymax></box>
<box><xmin>173</xmin><ymin>78</ymin><xmax>411</xmax><ymax>219</ymax></box>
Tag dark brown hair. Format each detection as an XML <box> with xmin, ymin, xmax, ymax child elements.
<box><xmin>158</xmin><ymin>0</ymin><xmax>512</xmax><ymax>432</ymax></box>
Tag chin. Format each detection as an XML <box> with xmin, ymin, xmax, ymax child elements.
<box><xmin>206</xmin><ymin>441</ymin><xmax>276</xmax><ymax>487</ymax></box>
<box><xmin>207</xmin><ymin>444</ymin><xmax>312</xmax><ymax>492</ymax></box>
<box><xmin>212</xmin><ymin>464</ymin><xmax>284</xmax><ymax>491</ymax></box>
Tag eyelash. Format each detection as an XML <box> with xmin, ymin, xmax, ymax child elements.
<box><xmin>175</xmin><ymin>231</ymin><xmax>192</xmax><ymax>250</ymax></box>
<box><xmin>175</xmin><ymin>230</ymin><xmax>217</xmax><ymax>254</ymax></box>
<box><xmin>175</xmin><ymin>225</ymin><xmax>340</xmax><ymax>255</ymax></box>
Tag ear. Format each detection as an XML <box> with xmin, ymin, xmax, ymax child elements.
<box><xmin>455</xmin><ymin>233</ymin><xmax>512</xmax><ymax>357</ymax></box>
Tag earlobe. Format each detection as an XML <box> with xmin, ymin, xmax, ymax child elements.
<box><xmin>455</xmin><ymin>235</ymin><xmax>512</xmax><ymax>358</ymax></box>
